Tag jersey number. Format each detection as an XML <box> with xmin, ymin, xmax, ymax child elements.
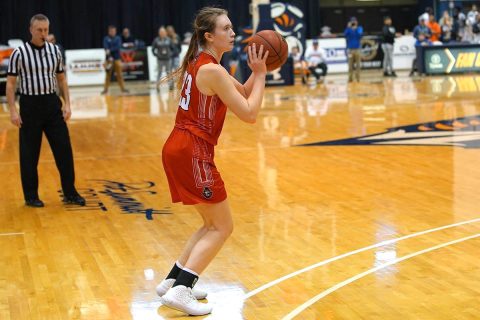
<box><xmin>180</xmin><ymin>73</ymin><xmax>193</xmax><ymax>111</ymax></box>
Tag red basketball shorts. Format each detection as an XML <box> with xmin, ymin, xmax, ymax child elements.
<box><xmin>162</xmin><ymin>128</ymin><xmax>227</xmax><ymax>205</ymax></box>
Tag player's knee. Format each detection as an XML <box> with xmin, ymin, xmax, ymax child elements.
<box><xmin>200</xmin><ymin>224</ymin><xmax>210</xmax><ymax>233</ymax></box>
<box><xmin>218</xmin><ymin>220</ymin><xmax>233</xmax><ymax>239</ymax></box>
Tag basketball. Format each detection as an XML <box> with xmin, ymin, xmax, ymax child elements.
<box><xmin>248</xmin><ymin>30</ymin><xmax>289</xmax><ymax>71</ymax></box>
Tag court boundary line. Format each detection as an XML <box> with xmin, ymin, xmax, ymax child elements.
<box><xmin>244</xmin><ymin>217</ymin><xmax>480</xmax><ymax>299</ymax></box>
<box><xmin>282</xmin><ymin>232</ymin><xmax>480</xmax><ymax>320</ymax></box>
<box><xmin>0</xmin><ymin>232</ymin><xmax>24</xmax><ymax>237</ymax></box>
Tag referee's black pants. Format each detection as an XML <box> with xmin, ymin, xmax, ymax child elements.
<box><xmin>19</xmin><ymin>94</ymin><xmax>77</xmax><ymax>200</ymax></box>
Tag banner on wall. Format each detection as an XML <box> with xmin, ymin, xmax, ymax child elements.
<box><xmin>66</xmin><ymin>49</ymin><xmax>105</xmax><ymax>86</ymax></box>
<box><xmin>240</xmin><ymin>57</ymin><xmax>294</xmax><ymax>86</ymax></box>
<box><xmin>360</xmin><ymin>36</ymin><xmax>383</xmax><ymax>69</ymax></box>
<box><xmin>269</xmin><ymin>2</ymin><xmax>305</xmax><ymax>56</ymax></box>
<box><xmin>266</xmin><ymin>57</ymin><xmax>294</xmax><ymax>86</ymax></box>
<box><xmin>252</xmin><ymin>2</ymin><xmax>301</xmax><ymax>86</ymax></box>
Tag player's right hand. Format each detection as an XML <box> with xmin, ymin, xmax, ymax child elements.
<box><xmin>247</xmin><ymin>43</ymin><xmax>268</xmax><ymax>75</ymax></box>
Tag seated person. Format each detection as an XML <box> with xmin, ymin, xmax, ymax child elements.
<box><xmin>291</xmin><ymin>46</ymin><xmax>308</xmax><ymax>84</ymax></box>
<box><xmin>413</xmin><ymin>18</ymin><xmax>432</xmax><ymax>41</ymax></box>
<box><xmin>121</xmin><ymin>27</ymin><xmax>135</xmax><ymax>48</ymax></box>
<box><xmin>304</xmin><ymin>39</ymin><xmax>328</xmax><ymax>82</ymax></box>
<box><xmin>410</xmin><ymin>33</ymin><xmax>432</xmax><ymax>76</ymax></box>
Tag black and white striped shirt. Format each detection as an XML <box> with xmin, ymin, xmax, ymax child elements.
<box><xmin>7</xmin><ymin>41</ymin><xmax>64</xmax><ymax>96</ymax></box>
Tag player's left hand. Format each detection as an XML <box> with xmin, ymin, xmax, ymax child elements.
<box><xmin>247</xmin><ymin>43</ymin><xmax>268</xmax><ymax>75</ymax></box>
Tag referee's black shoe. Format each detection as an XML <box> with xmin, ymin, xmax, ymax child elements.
<box><xmin>63</xmin><ymin>194</ymin><xmax>86</xmax><ymax>206</ymax></box>
<box><xmin>25</xmin><ymin>198</ymin><xmax>45</xmax><ymax>208</ymax></box>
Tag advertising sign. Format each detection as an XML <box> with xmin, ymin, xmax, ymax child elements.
<box><xmin>118</xmin><ymin>48</ymin><xmax>149</xmax><ymax>81</ymax></box>
<box><xmin>424</xmin><ymin>46</ymin><xmax>480</xmax><ymax>74</ymax></box>
<box><xmin>313</xmin><ymin>38</ymin><xmax>348</xmax><ymax>74</ymax></box>
<box><xmin>66</xmin><ymin>49</ymin><xmax>105</xmax><ymax>86</ymax></box>
<box><xmin>360</xmin><ymin>36</ymin><xmax>383</xmax><ymax>69</ymax></box>
<box><xmin>393</xmin><ymin>35</ymin><xmax>416</xmax><ymax>70</ymax></box>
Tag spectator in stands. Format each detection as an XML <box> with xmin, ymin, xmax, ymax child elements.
<box><xmin>419</xmin><ymin>7</ymin><xmax>434</xmax><ymax>24</ymax></box>
<box><xmin>464</xmin><ymin>4</ymin><xmax>479</xmax><ymax>43</ymax></box>
<box><xmin>320</xmin><ymin>26</ymin><xmax>333</xmax><ymax>38</ymax></box>
<box><xmin>121</xmin><ymin>27</ymin><xmax>135</xmax><ymax>48</ymax></box>
<box><xmin>304</xmin><ymin>40</ymin><xmax>328</xmax><ymax>83</ymax></box>
<box><xmin>291</xmin><ymin>46</ymin><xmax>307</xmax><ymax>84</ymax></box>
<box><xmin>102</xmin><ymin>25</ymin><xmax>128</xmax><ymax>95</ymax></box>
<box><xmin>427</xmin><ymin>14</ymin><xmax>441</xmax><ymax>43</ymax></box>
<box><xmin>152</xmin><ymin>26</ymin><xmax>173</xmax><ymax>91</ymax></box>
<box><xmin>46</xmin><ymin>33</ymin><xmax>65</xmax><ymax>65</ymax></box>
<box><xmin>472</xmin><ymin>14</ymin><xmax>480</xmax><ymax>43</ymax></box>
<box><xmin>382</xmin><ymin>16</ymin><xmax>396</xmax><ymax>77</ymax></box>
<box><xmin>440</xmin><ymin>12</ymin><xmax>454</xmax><ymax>43</ymax></box>
<box><xmin>413</xmin><ymin>18</ymin><xmax>431</xmax><ymax>40</ymax></box>
<box><xmin>410</xmin><ymin>33</ymin><xmax>432</xmax><ymax>76</ymax></box>
<box><xmin>467</xmin><ymin>4</ymin><xmax>478</xmax><ymax>25</ymax></box>
<box><xmin>439</xmin><ymin>10</ymin><xmax>450</xmax><ymax>25</ymax></box>
<box><xmin>453</xmin><ymin>6</ymin><xmax>466</xmax><ymax>41</ymax></box>
<box><xmin>183</xmin><ymin>32</ymin><xmax>192</xmax><ymax>45</ymax></box>
<box><xmin>344</xmin><ymin>17</ymin><xmax>363</xmax><ymax>82</ymax></box>
<box><xmin>166</xmin><ymin>26</ymin><xmax>181</xmax><ymax>71</ymax></box>
<box><xmin>463</xmin><ymin>20</ymin><xmax>475</xmax><ymax>42</ymax></box>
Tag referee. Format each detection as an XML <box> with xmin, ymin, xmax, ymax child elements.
<box><xmin>6</xmin><ymin>14</ymin><xmax>85</xmax><ymax>207</ymax></box>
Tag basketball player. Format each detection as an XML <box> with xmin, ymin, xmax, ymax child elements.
<box><xmin>157</xmin><ymin>7</ymin><xmax>268</xmax><ymax>316</ymax></box>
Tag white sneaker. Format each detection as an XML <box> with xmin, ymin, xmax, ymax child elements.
<box><xmin>160</xmin><ymin>285</ymin><xmax>212</xmax><ymax>316</ymax></box>
<box><xmin>156</xmin><ymin>278</ymin><xmax>208</xmax><ymax>300</ymax></box>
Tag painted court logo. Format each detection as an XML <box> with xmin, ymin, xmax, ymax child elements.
<box><xmin>301</xmin><ymin>115</ymin><xmax>480</xmax><ymax>148</ymax></box>
<box><xmin>60</xmin><ymin>180</ymin><xmax>171</xmax><ymax>220</ymax></box>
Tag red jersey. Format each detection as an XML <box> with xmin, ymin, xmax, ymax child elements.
<box><xmin>174</xmin><ymin>52</ymin><xmax>227</xmax><ymax>146</ymax></box>
<box><xmin>162</xmin><ymin>52</ymin><xmax>229</xmax><ymax>205</ymax></box>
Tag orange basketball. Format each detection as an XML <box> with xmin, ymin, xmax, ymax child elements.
<box><xmin>248</xmin><ymin>30</ymin><xmax>289</xmax><ymax>71</ymax></box>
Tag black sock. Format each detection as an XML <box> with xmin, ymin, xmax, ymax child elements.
<box><xmin>166</xmin><ymin>261</ymin><xmax>183</xmax><ymax>280</ymax></box>
<box><xmin>173</xmin><ymin>268</ymin><xmax>199</xmax><ymax>289</ymax></box>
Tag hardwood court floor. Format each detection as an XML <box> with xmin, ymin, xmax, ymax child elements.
<box><xmin>0</xmin><ymin>73</ymin><xmax>479</xmax><ymax>319</ymax></box>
